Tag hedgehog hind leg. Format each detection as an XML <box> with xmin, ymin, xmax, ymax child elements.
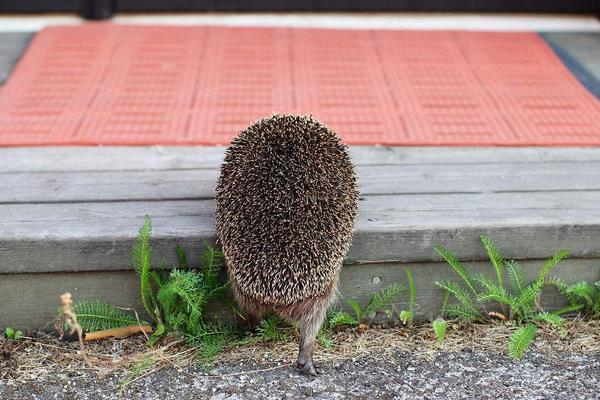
<box><xmin>280</xmin><ymin>295</ymin><xmax>332</xmax><ymax>376</ymax></box>
<box><xmin>296</xmin><ymin>307</ymin><xmax>327</xmax><ymax>376</ymax></box>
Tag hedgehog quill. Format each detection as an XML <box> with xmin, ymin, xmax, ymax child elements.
<box><xmin>215</xmin><ymin>114</ymin><xmax>358</xmax><ymax>376</ymax></box>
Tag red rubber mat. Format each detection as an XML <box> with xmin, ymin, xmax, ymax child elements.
<box><xmin>1</xmin><ymin>24</ymin><xmax>600</xmax><ymax>146</ymax></box>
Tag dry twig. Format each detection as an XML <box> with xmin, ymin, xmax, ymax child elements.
<box><xmin>59</xmin><ymin>292</ymin><xmax>90</xmax><ymax>366</ymax></box>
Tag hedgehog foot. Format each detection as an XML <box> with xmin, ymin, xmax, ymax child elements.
<box><xmin>297</xmin><ymin>358</ymin><xmax>323</xmax><ymax>376</ymax></box>
<box><xmin>296</xmin><ymin>351</ymin><xmax>324</xmax><ymax>376</ymax></box>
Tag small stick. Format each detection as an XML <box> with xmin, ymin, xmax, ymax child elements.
<box><xmin>59</xmin><ymin>292</ymin><xmax>90</xmax><ymax>365</ymax></box>
<box><xmin>125</xmin><ymin>306</ymin><xmax>151</xmax><ymax>341</ymax></box>
<box><xmin>84</xmin><ymin>325</ymin><xmax>153</xmax><ymax>342</ymax></box>
<box><xmin>488</xmin><ymin>311</ymin><xmax>508</xmax><ymax>321</ymax></box>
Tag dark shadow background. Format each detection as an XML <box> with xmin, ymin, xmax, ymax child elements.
<box><xmin>0</xmin><ymin>1</ymin><xmax>599</xmax><ymax>20</ymax></box>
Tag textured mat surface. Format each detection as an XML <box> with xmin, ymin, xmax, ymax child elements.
<box><xmin>1</xmin><ymin>24</ymin><xmax>600</xmax><ymax>146</ymax></box>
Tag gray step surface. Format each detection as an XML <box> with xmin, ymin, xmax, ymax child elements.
<box><xmin>2</xmin><ymin>145</ymin><xmax>600</xmax><ymax>329</ymax></box>
<box><xmin>2</xmin><ymin>146</ymin><xmax>600</xmax><ymax>274</ymax></box>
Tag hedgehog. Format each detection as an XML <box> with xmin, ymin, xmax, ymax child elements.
<box><xmin>215</xmin><ymin>114</ymin><xmax>358</xmax><ymax>375</ymax></box>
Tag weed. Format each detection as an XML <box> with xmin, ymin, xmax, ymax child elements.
<box><xmin>435</xmin><ymin>235</ymin><xmax>569</xmax><ymax>358</ymax></box>
<box><xmin>328</xmin><ymin>309</ymin><xmax>360</xmax><ymax>327</ymax></box>
<box><xmin>432</xmin><ymin>318</ymin><xmax>447</xmax><ymax>342</ymax></box>
<box><xmin>316</xmin><ymin>327</ymin><xmax>335</xmax><ymax>349</ymax></box>
<box><xmin>328</xmin><ymin>283</ymin><xmax>404</xmax><ymax>327</ymax></box>
<box><xmin>132</xmin><ymin>216</ymin><xmax>160</xmax><ymax>325</ymax></box>
<box><xmin>4</xmin><ymin>326</ymin><xmax>23</xmax><ymax>340</ymax></box>
<box><xmin>547</xmin><ymin>278</ymin><xmax>600</xmax><ymax>318</ymax></box>
<box><xmin>119</xmin><ymin>356</ymin><xmax>156</xmax><ymax>394</ymax></box>
<box><xmin>130</xmin><ymin>216</ymin><xmax>233</xmax><ymax>364</ymax></box>
<box><xmin>186</xmin><ymin>323</ymin><xmax>232</xmax><ymax>369</ymax></box>
<box><xmin>399</xmin><ymin>268</ymin><xmax>415</xmax><ymax>326</ymax></box>
<box><xmin>231</xmin><ymin>314</ymin><xmax>296</xmax><ymax>349</ymax></box>
<box><xmin>508</xmin><ymin>324</ymin><xmax>537</xmax><ymax>359</ymax></box>
<box><xmin>255</xmin><ymin>315</ymin><xmax>293</xmax><ymax>343</ymax></box>
<box><xmin>57</xmin><ymin>301</ymin><xmax>143</xmax><ymax>332</ymax></box>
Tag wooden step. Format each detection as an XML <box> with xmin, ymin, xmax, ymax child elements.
<box><xmin>2</xmin><ymin>146</ymin><xmax>600</xmax><ymax>328</ymax></box>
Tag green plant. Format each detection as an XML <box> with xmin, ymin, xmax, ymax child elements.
<box><xmin>119</xmin><ymin>356</ymin><xmax>156</xmax><ymax>394</ymax></box>
<box><xmin>5</xmin><ymin>326</ymin><xmax>23</xmax><ymax>340</ymax></box>
<box><xmin>233</xmin><ymin>314</ymin><xmax>295</xmax><ymax>348</ymax></box>
<box><xmin>328</xmin><ymin>283</ymin><xmax>405</xmax><ymax>327</ymax></box>
<box><xmin>256</xmin><ymin>315</ymin><xmax>293</xmax><ymax>342</ymax></box>
<box><xmin>132</xmin><ymin>216</ymin><xmax>160</xmax><ymax>325</ymax></box>
<box><xmin>57</xmin><ymin>301</ymin><xmax>143</xmax><ymax>332</ymax></box>
<box><xmin>186</xmin><ymin>322</ymin><xmax>232</xmax><ymax>368</ymax></box>
<box><xmin>435</xmin><ymin>235</ymin><xmax>569</xmax><ymax>358</ymax></box>
<box><xmin>131</xmin><ymin>216</ymin><xmax>232</xmax><ymax>364</ymax></box>
<box><xmin>156</xmin><ymin>267</ymin><xmax>228</xmax><ymax>337</ymax></box>
<box><xmin>316</xmin><ymin>327</ymin><xmax>335</xmax><ymax>349</ymax></box>
<box><xmin>432</xmin><ymin>318</ymin><xmax>447</xmax><ymax>342</ymax></box>
<box><xmin>328</xmin><ymin>309</ymin><xmax>360</xmax><ymax>327</ymax></box>
<box><xmin>508</xmin><ymin>324</ymin><xmax>537</xmax><ymax>359</ymax></box>
<box><xmin>547</xmin><ymin>278</ymin><xmax>600</xmax><ymax>318</ymax></box>
<box><xmin>363</xmin><ymin>282</ymin><xmax>405</xmax><ymax>321</ymax></box>
<box><xmin>399</xmin><ymin>268</ymin><xmax>415</xmax><ymax>326</ymax></box>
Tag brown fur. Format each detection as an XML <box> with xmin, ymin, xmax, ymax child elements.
<box><xmin>232</xmin><ymin>279</ymin><xmax>337</xmax><ymax>375</ymax></box>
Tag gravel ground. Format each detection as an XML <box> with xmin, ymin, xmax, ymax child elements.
<box><xmin>2</xmin><ymin>348</ymin><xmax>600</xmax><ymax>399</ymax></box>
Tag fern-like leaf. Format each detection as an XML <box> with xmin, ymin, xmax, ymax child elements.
<box><xmin>157</xmin><ymin>269</ymin><xmax>206</xmax><ymax>333</ymax></box>
<box><xmin>186</xmin><ymin>322</ymin><xmax>231</xmax><ymax>368</ymax></box>
<box><xmin>480</xmin><ymin>235</ymin><xmax>504</xmax><ymax>288</ymax></box>
<box><xmin>506</xmin><ymin>260</ymin><xmax>526</xmax><ymax>296</ymax></box>
<box><xmin>474</xmin><ymin>273</ymin><xmax>516</xmax><ymax>308</ymax></box>
<box><xmin>256</xmin><ymin>315</ymin><xmax>291</xmax><ymax>342</ymax></box>
<box><xmin>436</xmin><ymin>280</ymin><xmax>481</xmax><ymax>320</ymax></box>
<box><xmin>132</xmin><ymin>215</ymin><xmax>152</xmax><ymax>275</ymax></box>
<box><xmin>347</xmin><ymin>299</ymin><xmax>362</xmax><ymax>321</ymax></box>
<box><xmin>435</xmin><ymin>245</ymin><xmax>478</xmax><ymax>296</ymax></box>
<box><xmin>61</xmin><ymin>301</ymin><xmax>143</xmax><ymax>332</ymax></box>
<box><xmin>553</xmin><ymin>303</ymin><xmax>584</xmax><ymax>316</ymax></box>
<box><xmin>198</xmin><ymin>333</ymin><xmax>225</xmax><ymax>368</ymax></box>
<box><xmin>328</xmin><ymin>311</ymin><xmax>359</xmax><ymax>327</ymax></box>
<box><xmin>444</xmin><ymin>303</ymin><xmax>480</xmax><ymax>320</ymax></box>
<box><xmin>550</xmin><ymin>278</ymin><xmax>599</xmax><ymax>317</ymax></box>
<box><xmin>562</xmin><ymin>281</ymin><xmax>594</xmax><ymax>306</ymax></box>
<box><xmin>363</xmin><ymin>283</ymin><xmax>404</xmax><ymax>322</ymax></box>
<box><xmin>201</xmin><ymin>246</ymin><xmax>227</xmax><ymax>298</ymax></box>
<box><xmin>536</xmin><ymin>250</ymin><xmax>569</xmax><ymax>284</ymax></box>
<box><xmin>131</xmin><ymin>216</ymin><xmax>160</xmax><ymax>323</ymax></box>
<box><xmin>508</xmin><ymin>324</ymin><xmax>536</xmax><ymax>359</ymax></box>
<box><xmin>176</xmin><ymin>245</ymin><xmax>188</xmax><ymax>270</ymax></box>
<box><xmin>316</xmin><ymin>328</ymin><xmax>335</xmax><ymax>349</ymax></box>
<box><xmin>513</xmin><ymin>285</ymin><xmax>539</xmax><ymax>318</ymax></box>
<box><xmin>532</xmin><ymin>312</ymin><xmax>564</xmax><ymax>328</ymax></box>
<box><xmin>436</xmin><ymin>280</ymin><xmax>475</xmax><ymax>308</ymax></box>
